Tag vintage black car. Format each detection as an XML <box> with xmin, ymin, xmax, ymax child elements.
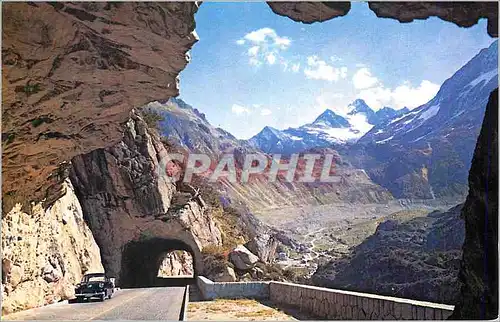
<box><xmin>74</xmin><ymin>273</ymin><xmax>115</xmax><ymax>302</ymax></box>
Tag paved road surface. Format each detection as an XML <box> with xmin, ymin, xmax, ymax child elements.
<box><xmin>3</xmin><ymin>287</ymin><xmax>186</xmax><ymax>320</ymax></box>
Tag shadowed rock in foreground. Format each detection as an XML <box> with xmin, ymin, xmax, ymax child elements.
<box><xmin>451</xmin><ymin>89</ymin><xmax>498</xmax><ymax>319</ymax></box>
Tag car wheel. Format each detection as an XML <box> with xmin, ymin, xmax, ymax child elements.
<box><xmin>108</xmin><ymin>292</ymin><xmax>113</xmax><ymax>299</ymax></box>
<box><xmin>99</xmin><ymin>294</ymin><xmax>105</xmax><ymax>302</ymax></box>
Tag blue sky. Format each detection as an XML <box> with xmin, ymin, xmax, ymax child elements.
<box><xmin>179</xmin><ymin>2</ymin><xmax>495</xmax><ymax>139</ymax></box>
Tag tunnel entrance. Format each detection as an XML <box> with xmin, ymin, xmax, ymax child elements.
<box><xmin>119</xmin><ymin>238</ymin><xmax>197</xmax><ymax>288</ymax></box>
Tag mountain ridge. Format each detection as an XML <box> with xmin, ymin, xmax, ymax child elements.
<box><xmin>147</xmin><ymin>40</ymin><xmax>498</xmax><ymax>201</ymax></box>
<box><xmin>349</xmin><ymin>40</ymin><xmax>498</xmax><ymax>199</ymax></box>
<box><xmin>248</xmin><ymin>101</ymin><xmax>407</xmax><ymax>154</ymax></box>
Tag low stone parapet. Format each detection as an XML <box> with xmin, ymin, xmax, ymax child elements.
<box><xmin>269</xmin><ymin>282</ymin><xmax>454</xmax><ymax>320</ymax></box>
<box><xmin>196</xmin><ymin>276</ymin><xmax>454</xmax><ymax>320</ymax></box>
<box><xmin>197</xmin><ymin>276</ymin><xmax>269</xmax><ymax>300</ymax></box>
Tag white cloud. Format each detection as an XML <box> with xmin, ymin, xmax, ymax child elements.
<box><xmin>291</xmin><ymin>63</ymin><xmax>300</xmax><ymax>73</ymax></box>
<box><xmin>237</xmin><ymin>28</ymin><xmax>292</xmax><ymax>67</ymax></box>
<box><xmin>352</xmin><ymin>68</ymin><xmax>379</xmax><ymax>89</ymax></box>
<box><xmin>242</xmin><ymin>28</ymin><xmax>291</xmax><ymax>49</ymax></box>
<box><xmin>249</xmin><ymin>58</ymin><xmax>261</xmax><ymax>66</ymax></box>
<box><xmin>248</xmin><ymin>46</ymin><xmax>259</xmax><ymax>56</ymax></box>
<box><xmin>260</xmin><ymin>108</ymin><xmax>272</xmax><ymax>116</ymax></box>
<box><xmin>266</xmin><ymin>53</ymin><xmax>276</xmax><ymax>65</ymax></box>
<box><xmin>357</xmin><ymin>80</ymin><xmax>440</xmax><ymax>110</ymax></box>
<box><xmin>391</xmin><ymin>80</ymin><xmax>440</xmax><ymax>109</ymax></box>
<box><xmin>330</xmin><ymin>55</ymin><xmax>342</xmax><ymax>62</ymax></box>
<box><xmin>340</xmin><ymin>67</ymin><xmax>348</xmax><ymax>78</ymax></box>
<box><xmin>231</xmin><ymin>104</ymin><xmax>251</xmax><ymax>115</ymax></box>
<box><xmin>304</xmin><ymin>56</ymin><xmax>348</xmax><ymax>82</ymax></box>
<box><xmin>356</xmin><ymin>87</ymin><xmax>392</xmax><ymax>110</ymax></box>
<box><xmin>274</xmin><ymin>37</ymin><xmax>291</xmax><ymax>49</ymax></box>
<box><xmin>281</xmin><ymin>61</ymin><xmax>289</xmax><ymax>71</ymax></box>
<box><xmin>351</xmin><ymin>67</ymin><xmax>439</xmax><ymax>110</ymax></box>
<box><xmin>315</xmin><ymin>92</ymin><xmax>350</xmax><ymax>117</ymax></box>
<box><xmin>348</xmin><ymin>113</ymin><xmax>374</xmax><ymax>133</ymax></box>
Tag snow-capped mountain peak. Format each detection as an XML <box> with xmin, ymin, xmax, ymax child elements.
<box><xmin>312</xmin><ymin>109</ymin><xmax>350</xmax><ymax>128</ymax></box>
<box><xmin>348</xmin><ymin>99</ymin><xmax>373</xmax><ymax>114</ymax></box>
<box><xmin>360</xmin><ymin>40</ymin><xmax>498</xmax><ymax>146</ymax></box>
<box><xmin>261</xmin><ymin>125</ymin><xmax>281</xmax><ymax>136</ymax></box>
<box><xmin>248</xmin><ymin>41</ymin><xmax>498</xmax><ymax>154</ymax></box>
<box><xmin>249</xmin><ymin>100</ymin><xmax>403</xmax><ymax>154</ymax></box>
<box><xmin>347</xmin><ymin>99</ymin><xmax>378</xmax><ymax>124</ymax></box>
<box><xmin>247</xmin><ymin>97</ymin><xmax>420</xmax><ymax>154</ymax></box>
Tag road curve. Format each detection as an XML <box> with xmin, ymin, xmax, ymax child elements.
<box><xmin>2</xmin><ymin>287</ymin><xmax>186</xmax><ymax>321</ymax></box>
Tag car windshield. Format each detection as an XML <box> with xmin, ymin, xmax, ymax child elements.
<box><xmin>82</xmin><ymin>275</ymin><xmax>106</xmax><ymax>283</ymax></box>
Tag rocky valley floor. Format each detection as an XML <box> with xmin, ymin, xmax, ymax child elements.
<box><xmin>257</xmin><ymin>199</ymin><xmax>460</xmax><ymax>267</ymax></box>
<box><xmin>253</xmin><ymin>198</ymin><xmax>465</xmax><ymax>304</ymax></box>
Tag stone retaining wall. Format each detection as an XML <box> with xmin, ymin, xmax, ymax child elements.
<box><xmin>269</xmin><ymin>282</ymin><xmax>455</xmax><ymax>320</ymax></box>
<box><xmin>197</xmin><ymin>276</ymin><xmax>454</xmax><ymax>320</ymax></box>
<box><xmin>196</xmin><ymin>276</ymin><xmax>269</xmax><ymax>300</ymax></box>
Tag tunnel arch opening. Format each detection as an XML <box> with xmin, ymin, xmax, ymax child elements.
<box><xmin>119</xmin><ymin>238</ymin><xmax>198</xmax><ymax>288</ymax></box>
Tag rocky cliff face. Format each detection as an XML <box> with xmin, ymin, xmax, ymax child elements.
<box><xmin>69</xmin><ymin>111</ymin><xmax>222</xmax><ymax>285</ymax></box>
<box><xmin>1</xmin><ymin>179</ymin><xmax>103</xmax><ymax>315</ymax></box>
<box><xmin>144</xmin><ymin>98</ymin><xmax>259</xmax><ymax>160</ymax></box>
<box><xmin>451</xmin><ymin>89</ymin><xmax>498</xmax><ymax>319</ymax></box>
<box><xmin>2</xmin><ymin>2</ymin><xmax>199</xmax><ymax>206</ymax></box>
<box><xmin>2</xmin><ymin>110</ymin><xmax>224</xmax><ymax>313</ymax></box>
